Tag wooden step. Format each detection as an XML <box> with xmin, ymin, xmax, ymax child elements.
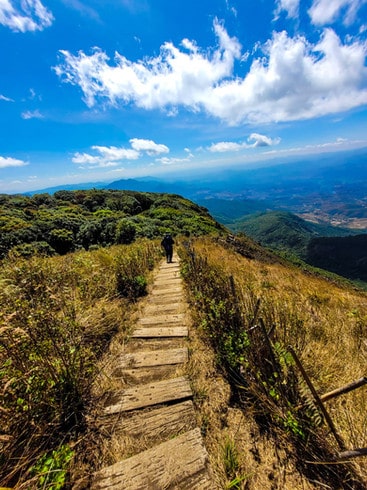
<box><xmin>91</xmin><ymin>428</ymin><xmax>213</xmax><ymax>490</ymax></box>
<box><xmin>131</xmin><ymin>326</ymin><xmax>188</xmax><ymax>338</ymax></box>
<box><xmin>117</xmin><ymin>365</ymin><xmax>183</xmax><ymax>384</ymax></box>
<box><xmin>143</xmin><ymin>302</ymin><xmax>184</xmax><ymax>315</ymax></box>
<box><xmin>138</xmin><ymin>313</ymin><xmax>185</xmax><ymax>326</ymax></box>
<box><xmin>145</xmin><ymin>293</ymin><xmax>183</xmax><ymax>305</ymax></box>
<box><xmin>126</xmin><ymin>338</ymin><xmax>186</xmax><ymax>352</ymax></box>
<box><xmin>115</xmin><ymin>348</ymin><xmax>188</xmax><ymax>369</ymax></box>
<box><xmin>109</xmin><ymin>400</ymin><xmax>197</xmax><ymax>438</ymax></box>
<box><xmin>104</xmin><ymin>376</ymin><xmax>192</xmax><ymax>414</ymax></box>
<box><xmin>154</xmin><ymin>276</ymin><xmax>181</xmax><ymax>283</ymax></box>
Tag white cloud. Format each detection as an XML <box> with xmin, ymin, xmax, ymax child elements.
<box><xmin>55</xmin><ymin>18</ymin><xmax>241</xmax><ymax>109</ymax></box>
<box><xmin>274</xmin><ymin>0</ymin><xmax>300</xmax><ymax>19</ymax></box>
<box><xmin>0</xmin><ymin>94</ymin><xmax>13</xmax><ymax>102</ymax></box>
<box><xmin>209</xmin><ymin>133</ymin><xmax>280</xmax><ymax>153</ymax></box>
<box><xmin>55</xmin><ymin>21</ymin><xmax>367</xmax><ymax>125</ymax></box>
<box><xmin>207</xmin><ymin>28</ymin><xmax>367</xmax><ymax>124</ymax></box>
<box><xmin>209</xmin><ymin>141</ymin><xmax>246</xmax><ymax>152</ymax></box>
<box><xmin>21</xmin><ymin>109</ymin><xmax>44</xmax><ymax>119</ymax></box>
<box><xmin>249</xmin><ymin>133</ymin><xmax>280</xmax><ymax>147</ymax></box>
<box><xmin>308</xmin><ymin>0</ymin><xmax>367</xmax><ymax>26</ymax></box>
<box><xmin>156</xmin><ymin>155</ymin><xmax>193</xmax><ymax>165</ymax></box>
<box><xmin>72</xmin><ymin>145</ymin><xmax>139</xmax><ymax>167</ymax></box>
<box><xmin>130</xmin><ymin>138</ymin><xmax>169</xmax><ymax>155</ymax></box>
<box><xmin>0</xmin><ymin>0</ymin><xmax>54</xmax><ymax>32</ymax></box>
<box><xmin>0</xmin><ymin>156</ymin><xmax>28</xmax><ymax>168</ymax></box>
<box><xmin>72</xmin><ymin>138</ymin><xmax>169</xmax><ymax>167</ymax></box>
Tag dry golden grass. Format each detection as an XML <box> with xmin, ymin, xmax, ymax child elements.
<box><xmin>182</xmin><ymin>237</ymin><xmax>367</xmax><ymax>488</ymax></box>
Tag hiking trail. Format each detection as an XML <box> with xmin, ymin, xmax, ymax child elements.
<box><xmin>91</xmin><ymin>254</ymin><xmax>216</xmax><ymax>489</ymax></box>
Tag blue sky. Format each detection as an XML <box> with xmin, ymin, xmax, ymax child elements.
<box><xmin>1</xmin><ymin>0</ymin><xmax>367</xmax><ymax>193</ymax></box>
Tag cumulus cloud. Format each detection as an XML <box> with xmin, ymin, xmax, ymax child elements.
<box><xmin>72</xmin><ymin>139</ymin><xmax>169</xmax><ymax>167</ymax></box>
<box><xmin>0</xmin><ymin>156</ymin><xmax>28</xmax><ymax>168</ymax></box>
<box><xmin>209</xmin><ymin>141</ymin><xmax>246</xmax><ymax>152</ymax></box>
<box><xmin>0</xmin><ymin>0</ymin><xmax>54</xmax><ymax>32</ymax></box>
<box><xmin>249</xmin><ymin>133</ymin><xmax>280</xmax><ymax>147</ymax></box>
<box><xmin>209</xmin><ymin>133</ymin><xmax>280</xmax><ymax>153</ymax></box>
<box><xmin>308</xmin><ymin>0</ymin><xmax>367</xmax><ymax>26</ymax></box>
<box><xmin>54</xmin><ymin>19</ymin><xmax>241</xmax><ymax>109</ymax></box>
<box><xmin>130</xmin><ymin>138</ymin><xmax>169</xmax><ymax>155</ymax></box>
<box><xmin>72</xmin><ymin>146</ymin><xmax>140</xmax><ymax>167</ymax></box>
<box><xmin>274</xmin><ymin>0</ymin><xmax>300</xmax><ymax>19</ymax></box>
<box><xmin>55</xmin><ymin>20</ymin><xmax>367</xmax><ymax>125</ymax></box>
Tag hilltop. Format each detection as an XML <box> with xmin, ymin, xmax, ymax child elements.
<box><xmin>0</xmin><ymin>189</ymin><xmax>224</xmax><ymax>259</ymax></box>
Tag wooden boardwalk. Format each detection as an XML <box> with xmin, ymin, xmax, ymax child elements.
<box><xmin>91</xmin><ymin>256</ymin><xmax>216</xmax><ymax>489</ymax></box>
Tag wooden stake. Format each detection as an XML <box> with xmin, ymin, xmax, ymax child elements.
<box><xmin>288</xmin><ymin>346</ymin><xmax>347</xmax><ymax>451</ymax></box>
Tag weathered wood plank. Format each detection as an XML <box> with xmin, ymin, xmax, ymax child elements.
<box><xmin>151</xmin><ymin>286</ymin><xmax>183</xmax><ymax>295</ymax></box>
<box><xmin>115</xmin><ymin>365</ymin><xmax>184</xmax><ymax>384</ymax></box>
<box><xmin>138</xmin><ymin>313</ymin><xmax>186</xmax><ymax>326</ymax></box>
<box><xmin>126</xmin><ymin>338</ymin><xmax>186</xmax><ymax>352</ymax></box>
<box><xmin>145</xmin><ymin>294</ymin><xmax>183</xmax><ymax>305</ymax></box>
<box><xmin>131</xmin><ymin>326</ymin><xmax>188</xmax><ymax>338</ymax></box>
<box><xmin>112</xmin><ymin>400</ymin><xmax>197</xmax><ymax>438</ymax></box>
<box><xmin>104</xmin><ymin>376</ymin><xmax>192</xmax><ymax>414</ymax></box>
<box><xmin>143</xmin><ymin>302</ymin><xmax>183</xmax><ymax>315</ymax></box>
<box><xmin>91</xmin><ymin>428</ymin><xmax>212</xmax><ymax>490</ymax></box>
<box><xmin>115</xmin><ymin>348</ymin><xmax>188</xmax><ymax>369</ymax></box>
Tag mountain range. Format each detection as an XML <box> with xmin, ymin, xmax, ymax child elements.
<box><xmin>24</xmin><ymin>147</ymin><xmax>367</xmax><ymax>230</ymax></box>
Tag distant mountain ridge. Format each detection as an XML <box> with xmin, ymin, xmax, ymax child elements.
<box><xmin>21</xmin><ymin>147</ymin><xmax>367</xmax><ymax>230</ymax></box>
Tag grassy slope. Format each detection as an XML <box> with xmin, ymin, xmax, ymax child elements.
<box><xmin>181</xmin><ymin>236</ymin><xmax>367</xmax><ymax>489</ymax></box>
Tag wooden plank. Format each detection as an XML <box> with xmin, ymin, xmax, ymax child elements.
<box><xmin>115</xmin><ymin>348</ymin><xmax>188</xmax><ymax>368</ymax></box>
<box><xmin>138</xmin><ymin>313</ymin><xmax>186</xmax><ymax>326</ymax></box>
<box><xmin>151</xmin><ymin>286</ymin><xmax>183</xmax><ymax>295</ymax></box>
<box><xmin>145</xmin><ymin>294</ymin><xmax>183</xmax><ymax>305</ymax></box>
<box><xmin>117</xmin><ymin>365</ymin><xmax>184</xmax><ymax>384</ymax></box>
<box><xmin>113</xmin><ymin>400</ymin><xmax>197</xmax><ymax>438</ymax></box>
<box><xmin>131</xmin><ymin>326</ymin><xmax>188</xmax><ymax>338</ymax></box>
<box><xmin>143</xmin><ymin>302</ymin><xmax>183</xmax><ymax>315</ymax></box>
<box><xmin>154</xmin><ymin>275</ymin><xmax>182</xmax><ymax>283</ymax></box>
<box><xmin>127</xmin><ymin>338</ymin><xmax>186</xmax><ymax>352</ymax></box>
<box><xmin>91</xmin><ymin>428</ymin><xmax>212</xmax><ymax>490</ymax></box>
<box><xmin>103</xmin><ymin>376</ymin><xmax>192</xmax><ymax>414</ymax></box>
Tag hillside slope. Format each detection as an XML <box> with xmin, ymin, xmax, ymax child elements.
<box><xmin>217</xmin><ymin>210</ymin><xmax>367</xmax><ymax>283</ymax></box>
<box><xmin>1</xmin><ymin>228</ymin><xmax>366</xmax><ymax>488</ymax></box>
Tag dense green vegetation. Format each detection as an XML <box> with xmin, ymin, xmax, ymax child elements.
<box><xmin>230</xmin><ymin>211</ymin><xmax>357</xmax><ymax>255</ymax></box>
<box><xmin>0</xmin><ymin>189</ymin><xmax>225</xmax><ymax>259</ymax></box>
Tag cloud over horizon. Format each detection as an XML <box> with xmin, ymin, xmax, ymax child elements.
<box><xmin>72</xmin><ymin>138</ymin><xmax>170</xmax><ymax>168</ymax></box>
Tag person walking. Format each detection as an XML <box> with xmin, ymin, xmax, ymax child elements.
<box><xmin>161</xmin><ymin>232</ymin><xmax>174</xmax><ymax>263</ymax></box>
